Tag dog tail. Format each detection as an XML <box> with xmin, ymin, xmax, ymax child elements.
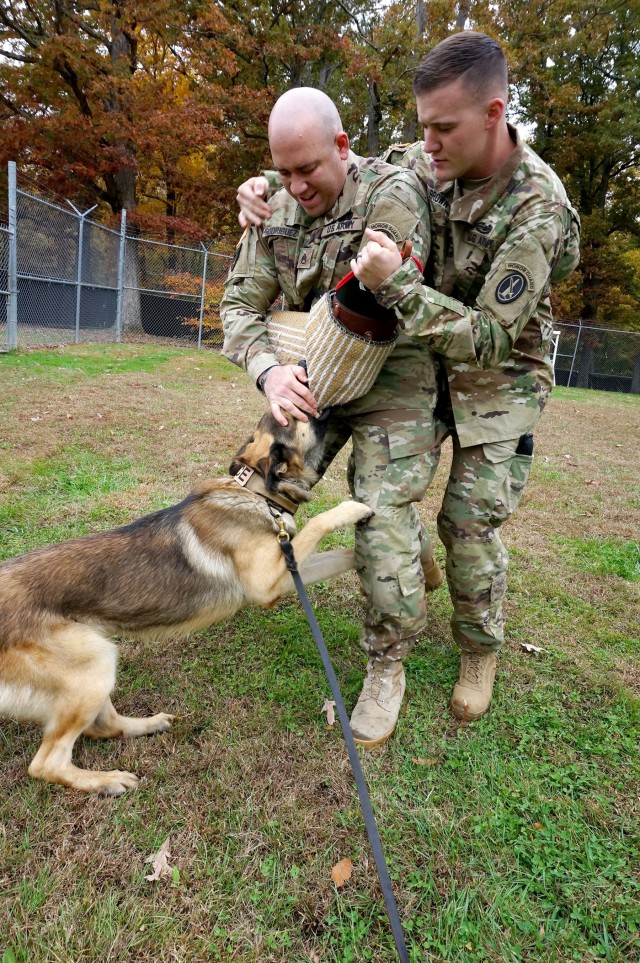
<box><xmin>298</xmin><ymin>548</ymin><xmax>356</xmax><ymax>586</ymax></box>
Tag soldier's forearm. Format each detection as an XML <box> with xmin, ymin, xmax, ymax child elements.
<box><xmin>373</xmin><ymin>260</ymin><xmax>515</xmax><ymax>368</ymax></box>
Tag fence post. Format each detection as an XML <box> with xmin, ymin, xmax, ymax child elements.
<box><xmin>115</xmin><ymin>208</ymin><xmax>127</xmax><ymax>343</ymax></box>
<box><xmin>6</xmin><ymin>161</ymin><xmax>18</xmax><ymax>350</ymax></box>
<box><xmin>67</xmin><ymin>201</ymin><xmax>97</xmax><ymax>343</ymax></box>
<box><xmin>567</xmin><ymin>319</ymin><xmax>582</xmax><ymax>388</ymax></box>
<box><xmin>198</xmin><ymin>242</ymin><xmax>213</xmax><ymax>350</ymax></box>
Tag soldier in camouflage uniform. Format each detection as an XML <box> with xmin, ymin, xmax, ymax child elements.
<box><xmin>351</xmin><ymin>32</ymin><xmax>581</xmax><ymax>723</ymax></box>
<box><xmin>221</xmin><ymin>87</ymin><xmax>445</xmax><ymax>748</ymax></box>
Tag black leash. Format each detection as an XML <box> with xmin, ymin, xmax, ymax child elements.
<box><xmin>275</xmin><ymin>525</ymin><xmax>410</xmax><ymax>963</ymax></box>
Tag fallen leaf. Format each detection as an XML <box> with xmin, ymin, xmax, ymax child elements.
<box><xmin>331</xmin><ymin>857</ymin><xmax>353</xmax><ymax>888</ymax></box>
<box><xmin>145</xmin><ymin>837</ymin><xmax>173</xmax><ymax>882</ymax></box>
<box><xmin>321</xmin><ymin>699</ymin><xmax>336</xmax><ymax>727</ymax></box>
<box><xmin>412</xmin><ymin>757</ymin><xmax>438</xmax><ymax>766</ymax></box>
<box><xmin>521</xmin><ymin>643</ymin><xmax>545</xmax><ymax>654</ymax></box>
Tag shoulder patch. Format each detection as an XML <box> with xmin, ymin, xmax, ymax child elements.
<box><xmin>506</xmin><ymin>261</ymin><xmax>536</xmax><ymax>291</ymax></box>
<box><xmin>495</xmin><ymin>272</ymin><xmax>527</xmax><ymax>305</ymax></box>
<box><xmin>367</xmin><ymin>220</ymin><xmax>403</xmax><ymax>243</ymax></box>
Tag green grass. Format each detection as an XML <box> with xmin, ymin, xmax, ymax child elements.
<box><xmin>1</xmin><ymin>345</ymin><xmax>640</xmax><ymax>962</ymax></box>
<box><xmin>556</xmin><ymin>536</ymin><xmax>640</xmax><ymax>582</ymax></box>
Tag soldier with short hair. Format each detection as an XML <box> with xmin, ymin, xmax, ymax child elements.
<box><xmin>351</xmin><ymin>31</ymin><xmax>580</xmax><ymax>723</ymax></box>
<box><xmin>235</xmin><ymin>32</ymin><xmax>580</xmax><ymax>738</ymax></box>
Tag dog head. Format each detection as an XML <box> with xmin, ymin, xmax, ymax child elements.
<box><xmin>229</xmin><ymin>410</ymin><xmax>330</xmax><ymax>505</ymax></box>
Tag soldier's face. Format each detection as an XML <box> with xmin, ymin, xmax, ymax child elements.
<box><xmin>416</xmin><ymin>78</ymin><xmax>504</xmax><ymax>182</ymax></box>
<box><xmin>270</xmin><ymin>130</ymin><xmax>350</xmax><ymax>217</ymax></box>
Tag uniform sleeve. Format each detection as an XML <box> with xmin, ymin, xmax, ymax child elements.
<box><xmin>364</xmin><ymin>170</ymin><xmax>431</xmax><ymax>287</ymax></box>
<box><xmin>374</xmin><ymin>204</ymin><xmax>580</xmax><ymax>369</ymax></box>
<box><xmin>220</xmin><ymin>227</ymin><xmax>283</xmax><ymax>385</ymax></box>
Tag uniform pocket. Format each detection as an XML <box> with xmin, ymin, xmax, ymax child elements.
<box><xmin>477</xmin><ymin>439</ymin><xmax>533</xmax><ymax>524</ymax></box>
<box><xmin>379</xmin><ymin>421</ymin><xmax>440</xmax><ymax>507</ymax></box>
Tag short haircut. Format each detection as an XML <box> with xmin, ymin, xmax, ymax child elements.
<box><xmin>413</xmin><ymin>31</ymin><xmax>508</xmax><ymax>100</ymax></box>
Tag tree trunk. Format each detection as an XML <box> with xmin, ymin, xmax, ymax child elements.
<box><xmin>366</xmin><ymin>79</ymin><xmax>382</xmax><ymax>157</ymax></box>
<box><xmin>102</xmin><ymin>7</ymin><xmax>138</xmax><ymax>215</ymax></box>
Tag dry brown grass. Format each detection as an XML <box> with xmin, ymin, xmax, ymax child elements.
<box><xmin>1</xmin><ymin>345</ymin><xmax>639</xmax><ymax>962</ymax></box>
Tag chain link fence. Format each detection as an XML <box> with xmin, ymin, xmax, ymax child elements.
<box><xmin>5</xmin><ymin>162</ymin><xmax>231</xmax><ymax>351</ymax></box>
<box><xmin>3</xmin><ymin>162</ymin><xmax>640</xmax><ymax>393</ymax></box>
<box><xmin>554</xmin><ymin>322</ymin><xmax>640</xmax><ymax>393</ymax></box>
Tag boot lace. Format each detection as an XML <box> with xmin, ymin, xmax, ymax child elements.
<box><xmin>462</xmin><ymin>653</ymin><xmax>483</xmax><ymax>685</ymax></box>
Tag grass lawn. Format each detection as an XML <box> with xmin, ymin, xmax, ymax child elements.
<box><xmin>1</xmin><ymin>344</ymin><xmax>639</xmax><ymax>962</ymax></box>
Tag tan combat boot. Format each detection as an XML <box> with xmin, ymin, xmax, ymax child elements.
<box><xmin>421</xmin><ymin>544</ymin><xmax>444</xmax><ymax>592</ymax></box>
<box><xmin>450</xmin><ymin>651</ymin><xmax>497</xmax><ymax>721</ymax></box>
<box><xmin>350</xmin><ymin>659</ymin><xmax>406</xmax><ymax>749</ymax></box>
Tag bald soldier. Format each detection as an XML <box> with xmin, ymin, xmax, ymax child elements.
<box><xmin>236</xmin><ymin>35</ymin><xmax>580</xmax><ymax>727</ymax></box>
<box><xmin>222</xmin><ymin>88</ymin><xmax>455</xmax><ymax>749</ymax></box>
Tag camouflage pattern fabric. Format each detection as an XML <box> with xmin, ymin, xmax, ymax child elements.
<box><xmin>221</xmin><ymin>153</ymin><xmax>439</xmax><ymax>658</ymax></box>
<box><xmin>221</xmin><ymin>151</ymin><xmax>432</xmax><ymax>387</ymax></box>
<box><xmin>378</xmin><ymin>127</ymin><xmax>581</xmax><ymax>447</ymax></box>
<box><xmin>432</xmin><ymin>427</ymin><xmax>533</xmax><ymax>654</ymax></box>
<box><xmin>377</xmin><ymin>129</ymin><xmax>580</xmax><ymax>653</ymax></box>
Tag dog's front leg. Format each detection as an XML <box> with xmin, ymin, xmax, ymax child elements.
<box><xmin>257</xmin><ymin>501</ymin><xmax>373</xmax><ymax>604</ymax></box>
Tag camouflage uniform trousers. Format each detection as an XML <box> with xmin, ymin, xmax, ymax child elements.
<box><xmin>432</xmin><ymin>418</ymin><xmax>535</xmax><ymax>655</ymax></box>
<box><xmin>316</xmin><ymin>406</ymin><xmax>439</xmax><ymax>663</ymax></box>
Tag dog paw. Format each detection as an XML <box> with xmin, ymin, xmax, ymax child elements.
<box><xmin>148</xmin><ymin>712</ymin><xmax>173</xmax><ymax>734</ymax></box>
<box><xmin>340</xmin><ymin>501</ymin><xmax>374</xmax><ymax>525</ymax></box>
<box><xmin>98</xmin><ymin>770</ymin><xmax>141</xmax><ymax>797</ymax></box>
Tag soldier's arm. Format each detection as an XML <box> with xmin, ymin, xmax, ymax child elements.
<box><xmin>365</xmin><ymin>202</ymin><xmax>580</xmax><ymax>369</ymax></box>
<box><xmin>221</xmin><ymin>224</ymin><xmax>318</xmax><ymax>424</ymax></box>
<box><xmin>361</xmin><ymin>168</ymin><xmax>431</xmax><ymax>276</ymax></box>
<box><xmin>220</xmin><ymin>226</ymin><xmax>285</xmax><ymax>383</ymax></box>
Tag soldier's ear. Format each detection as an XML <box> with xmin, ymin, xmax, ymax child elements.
<box><xmin>335</xmin><ymin>132</ymin><xmax>350</xmax><ymax>159</ymax></box>
<box><xmin>485</xmin><ymin>97</ymin><xmax>505</xmax><ymax>129</ymax></box>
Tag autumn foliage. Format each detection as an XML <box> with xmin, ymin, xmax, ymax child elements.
<box><xmin>1</xmin><ymin>0</ymin><xmax>639</xmax><ymax>326</ymax></box>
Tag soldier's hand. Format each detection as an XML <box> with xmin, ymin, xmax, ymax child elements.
<box><xmin>263</xmin><ymin>364</ymin><xmax>319</xmax><ymax>426</ymax></box>
<box><xmin>237</xmin><ymin>176</ymin><xmax>271</xmax><ymax>228</ymax></box>
<box><xmin>351</xmin><ymin>228</ymin><xmax>403</xmax><ymax>289</ymax></box>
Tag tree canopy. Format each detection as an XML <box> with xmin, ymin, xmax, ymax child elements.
<box><xmin>1</xmin><ymin>0</ymin><xmax>639</xmax><ymax>326</ymax></box>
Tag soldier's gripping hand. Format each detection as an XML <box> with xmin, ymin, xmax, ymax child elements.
<box><xmin>351</xmin><ymin>228</ymin><xmax>403</xmax><ymax>290</ymax></box>
<box><xmin>237</xmin><ymin>176</ymin><xmax>271</xmax><ymax>228</ymax></box>
<box><xmin>263</xmin><ymin>364</ymin><xmax>319</xmax><ymax>426</ymax></box>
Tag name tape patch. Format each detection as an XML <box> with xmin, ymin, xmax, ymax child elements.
<box><xmin>263</xmin><ymin>226</ymin><xmax>299</xmax><ymax>239</ymax></box>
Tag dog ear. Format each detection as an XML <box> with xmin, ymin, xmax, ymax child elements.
<box><xmin>265</xmin><ymin>442</ymin><xmax>289</xmax><ymax>492</ymax></box>
<box><xmin>228</xmin><ymin>435</ymin><xmax>255</xmax><ymax>475</ymax></box>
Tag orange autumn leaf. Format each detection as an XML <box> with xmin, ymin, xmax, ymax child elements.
<box><xmin>412</xmin><ymin>757</ymin><xmax>438</xmax><ymax>766</ymax></box>
<box><xmin>331</xmin><ymin>857</ymin><xmax>353</xmax><ymax>888</ymax></box>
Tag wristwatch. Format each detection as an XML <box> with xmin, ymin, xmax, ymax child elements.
<box><xmin>257</xmin><ymin>365</ymin><xmax>276</xmax><ymax>392</ymax></box>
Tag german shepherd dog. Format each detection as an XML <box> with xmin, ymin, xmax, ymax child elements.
<box><xmin>0</xmin><ymin>410</ymin><xmax>372</xmax><ymax>795</ymax></box>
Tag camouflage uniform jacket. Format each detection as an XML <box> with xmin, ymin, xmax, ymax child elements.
<box><xmin>221</xmin><ymin>151</ymin><xmax>431</xmax><ymax>397</ymax></box>
<box><xmin>376</xmin><ymin>128</ymin><xmax>581</xmax><ymax>447</ymax></box>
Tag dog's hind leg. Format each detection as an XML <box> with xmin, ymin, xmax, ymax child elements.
<box><xmin>83</xmin><ymin>698</ymin><xmax>173</xmax><ymax>739</ymax></box>
<box><xmin>25</xmin><ymin>625</ymin><xmax>140</xmax><ymax>795</ymax></box>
